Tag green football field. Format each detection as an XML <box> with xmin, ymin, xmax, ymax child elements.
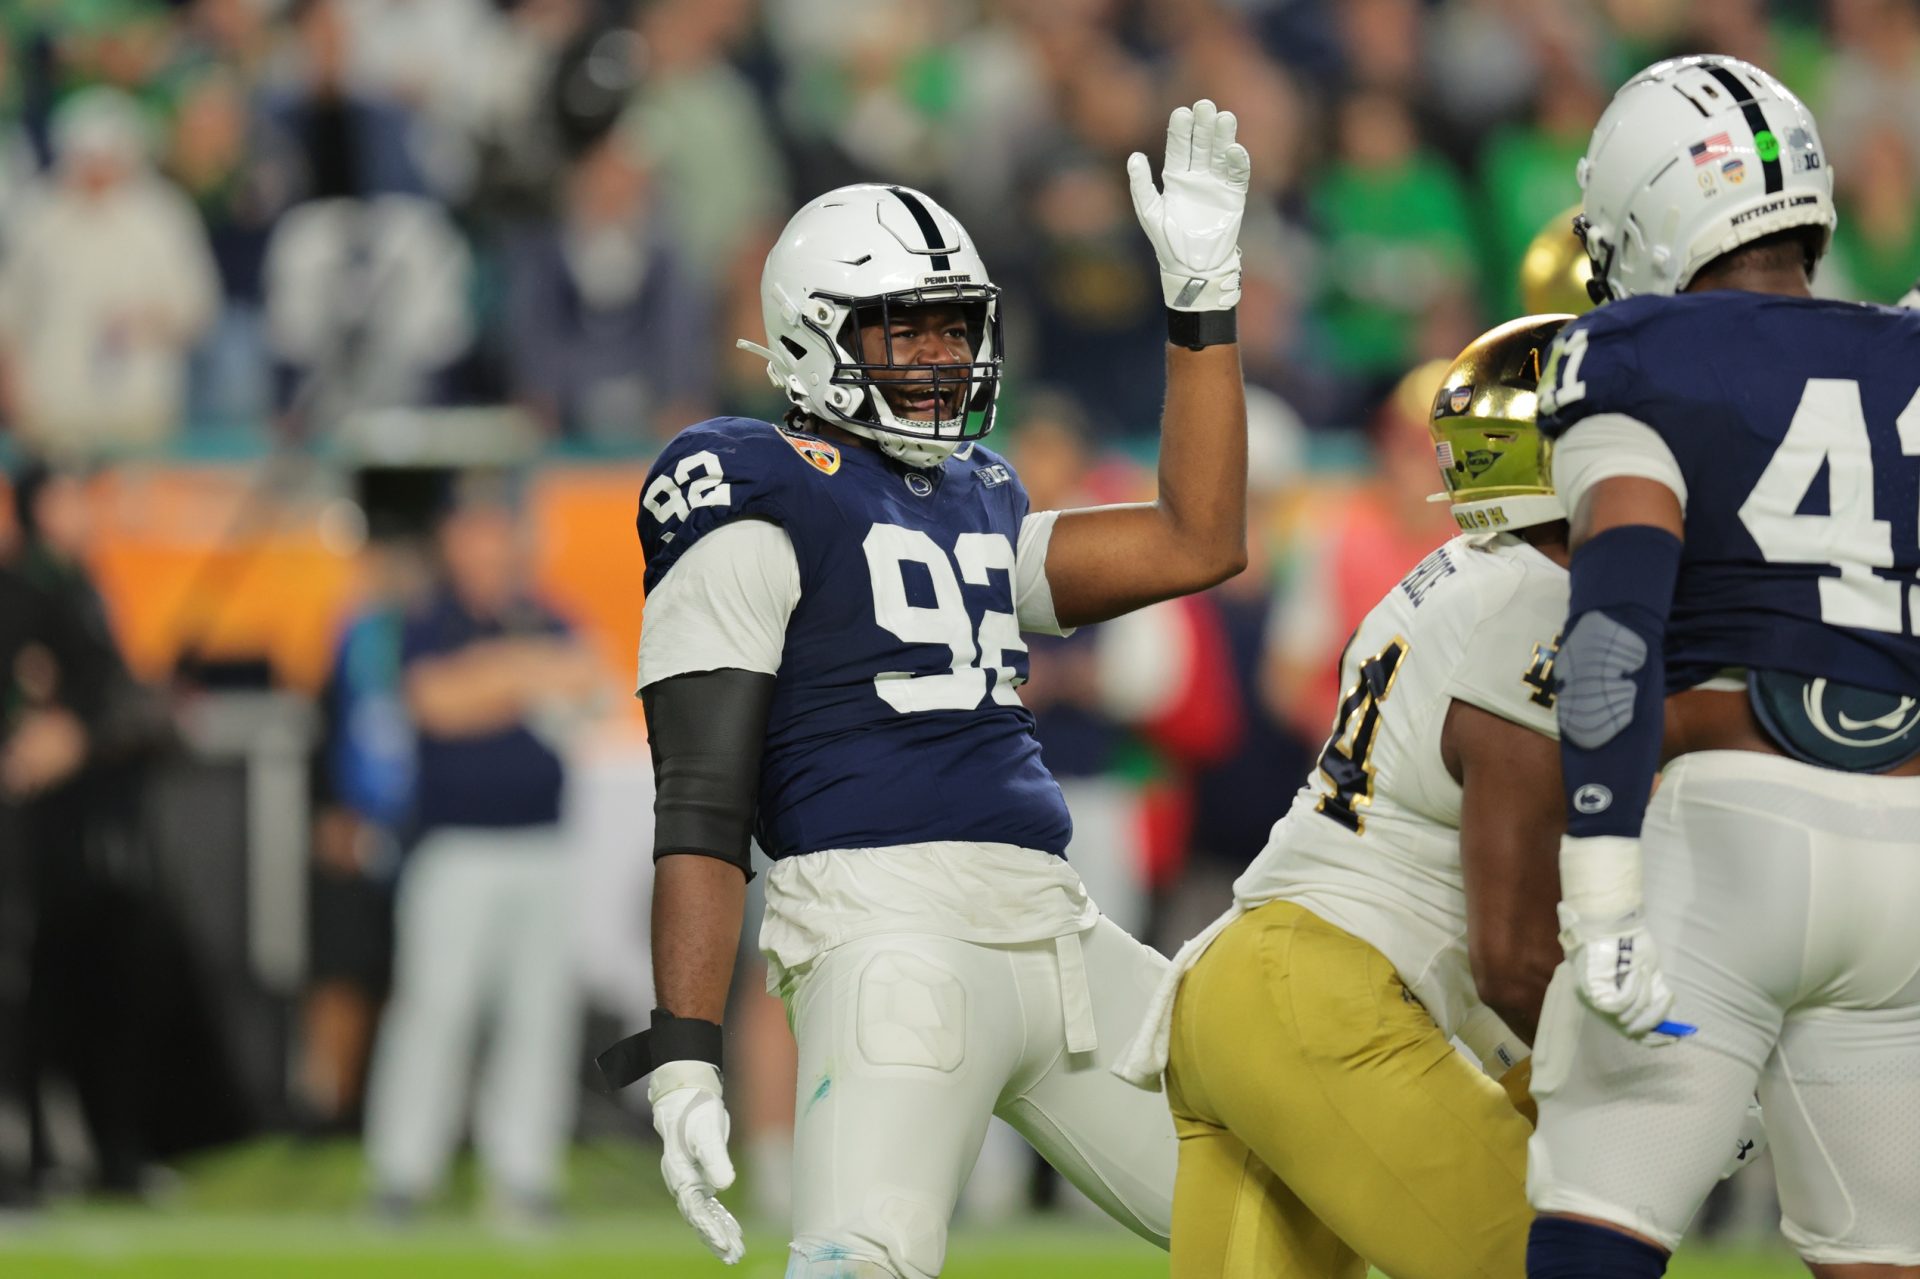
<box><xmin>0</xmin><ymin>1218</ymin><xmax>1811</xmax><ymax>1279</ymax></box>
<box><xmin>0</xmin><ymin>1139</ymin><xmax>1808</xmax><ymax>1278</ymax></box>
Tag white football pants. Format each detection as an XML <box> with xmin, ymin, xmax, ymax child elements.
<box><xmin>363</xmin><ymin>826</ymin><xmax>582</xmax><ymax>1200</ymax></box>
<box><xmin>781</xmin><ymin>916</ymin><xmax>1176</xmax><ymax>1278</ymax></box>
<box><xmin>1528</xmin><ymin>751</ymin><xmax>1920</xmax><ymax>1264</ymax></box>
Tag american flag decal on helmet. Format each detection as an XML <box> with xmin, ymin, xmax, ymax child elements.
<box><xmin>1689</xmin><ymin>132</ymin><xmax>1732</xmax><ymax>165</ymax></box>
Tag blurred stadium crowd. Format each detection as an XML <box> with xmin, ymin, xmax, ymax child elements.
<box><xmin>0</xmin><ymin>0</ymin><xmax>1917</xmax><ymax>456</ymax></box>
<box><xmin>0</xmin><ymin>0</ymin><xmax>1912</xmax><ymax>1240</ymax></box>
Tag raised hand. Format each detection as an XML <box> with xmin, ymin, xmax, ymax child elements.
<box><xmin>1127</xmin><ymin>99</ymin><xmax>1252</xmax><ymax>313</ymax></box>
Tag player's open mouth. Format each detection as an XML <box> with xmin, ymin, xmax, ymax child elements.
<box><xmin>885</xmin><ymin>385</ymin><xmax>963</xmax><ymax>420</ymax></box>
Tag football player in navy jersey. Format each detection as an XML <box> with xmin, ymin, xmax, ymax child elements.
<box><xmin>598</xmin><ymin>102</ymin><xmax>1251</xmax><ymax>1276</ymax></box>
<box><xmin>1523</xmin><ymin>56</ymin><xmax>1920</xmax><ymax>1279</ymax></box>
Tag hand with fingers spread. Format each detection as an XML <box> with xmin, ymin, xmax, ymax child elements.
<box><xmin>649</xmin><ymin>1061</ymin><xmax>745</xmax><ymax>1264</ymax></box>
<box><xmin>1128</xmin><ymin>98</ymin><xmax>1252</xmax><ymax>313</ymax></box>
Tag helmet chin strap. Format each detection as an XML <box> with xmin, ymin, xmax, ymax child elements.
<box><xmin>1572</xmin><ymin>215</ymin><xmax>1618</xmax><ymax>303</ymax></box>
<box><xmin>845</xmin><ymin>384</ymin><xmax>967</xmax><ymax>469</ymax></box>
<box><xmin>856</xmin><ymin>419</ymin><xmax>964</xmax><ymax>469</ymax></box>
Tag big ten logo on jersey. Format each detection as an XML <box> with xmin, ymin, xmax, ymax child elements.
<box><xmin>1738</xmin><ymin>377</ymin><xmax>1920</xmax><ymax>635</ymax></box>
<box><xmin>1315</xmin><ymin>635</ymin><xmax>1409</xmax><ymax>834</ymax></box>
<box><xmin>1399</xmin><ymin>545</ymin><xmax>1457</xmax><ymax>607</ymax></box>
<box><xmin>862</xmin><ymin>524</ymin><xmax>1027</xmax><ymax>713</ymax></box>
<box><xmin>642</xmin><ymin>451</ymin><xmax>730</xmax><ymax>540</ymax></box>
<box><xmin>1524</xmin><ymin>632</ymin><xmax>1561</xmax><ymax>709</ymax></box>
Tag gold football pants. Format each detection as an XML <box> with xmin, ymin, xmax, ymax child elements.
<box><xmin>1166</xmin><ymin>900</ymin><xmax>1533</xmax><ymax>1279</ymax></box>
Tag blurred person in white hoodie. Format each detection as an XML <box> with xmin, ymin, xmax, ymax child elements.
<box><xmin>0</xmin><ymin>88</ymin><xmax>219</xmax><ymax>460</ymax></box>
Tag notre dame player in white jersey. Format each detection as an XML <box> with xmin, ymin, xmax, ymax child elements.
<box><xmin>1116</xmin><ymin>316</ymin><xmax>1577</xmax><ymax>1278</ymax></box>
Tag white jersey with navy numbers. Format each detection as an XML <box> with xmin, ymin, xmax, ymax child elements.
<box><xmin>1117</xmin><ymin>533</ymin><xmax>1569</xmax><ymax>1087</ymax></box>
<box><xmin>1235</xmin><ymin>533</ymin><xmax>1568</xmax><ymax>1038</ymax></box>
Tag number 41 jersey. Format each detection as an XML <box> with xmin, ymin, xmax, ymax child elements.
<box><xmin>635</xmin><ymin>416</ymin><xmax>1073</xmax><ymax>862</ymax></box>
<box><xmin>1539</xmin><ymin>292</ymin><xmax>1920</xmax><ymax>697</ymax></box>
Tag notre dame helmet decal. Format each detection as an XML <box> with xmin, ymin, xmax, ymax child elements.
<box><xmin>1427</xmin><ymin>314</ymin><xmax>1574</xmax><ymax>534</ymax></box>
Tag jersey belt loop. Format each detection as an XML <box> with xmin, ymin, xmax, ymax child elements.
<box><xmin>1054</xmin><ymin>931</ymin><xmax>1098</xmax><ymax>1055</ymax></box>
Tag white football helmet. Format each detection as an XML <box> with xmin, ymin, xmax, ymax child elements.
<box><xmin>738</xmin><ymin>184</ymin><xmax>1002</xmax><ymax>469</ymax></box>
<box><xmin>1576</xmin><ymin>55</ymin><xmax>1835</xmax><ymax>300</ymax></box>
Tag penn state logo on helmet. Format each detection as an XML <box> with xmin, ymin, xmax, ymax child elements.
<box><xmin>736</xmin><ymin>185</ymin><xmax>1003</xmax><ymax>470</ymax></box>
<box><xmin>1574</xmin><ymin>55</ymin><xmax>1835</xmax><ymax>301</ymax></box>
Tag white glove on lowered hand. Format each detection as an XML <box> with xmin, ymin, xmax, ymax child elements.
<box><xmin>649</xmin><ymin>1061</ymin><xmax>744</xmax><ymax>1264</ymax></box>
<box><xmin>1558</xmin><ymin>834</ymin><xmax>1685</xmax><ymax>1043</ymax></box>
<box><xmin>1128</xmin><ymin>99</ymin><xmax>1251</xmax><ymax>311</ymax></box>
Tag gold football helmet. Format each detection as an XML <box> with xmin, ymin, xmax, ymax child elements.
<box><xmin>1428</xmin><ymin>314</ymin><xmax>1573</xmax><ymax>534</ymax></box>
<box><xmin>1519</xmin><ymin>205</ymin><xmax>1596</xmax><ymax>316</ymax></box>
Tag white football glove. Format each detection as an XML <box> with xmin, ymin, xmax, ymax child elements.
<box><xmin>1128</xmin><ymin>99</ymin><xmax>1251</xmax><ymax>312</ymax></box>
<box><xmin>649</xmin><ymin>1061</ymin><xmax>744</xmax><ymax>1265</ymax></box>
<box><xmin>1721</xmin><ymin>1095</ymin><xmax>1768</xmax><ymax>1180</ymax></box>
<box><xmin>1558</xmin><ymin>835</ymin><xmax>1685</xmax><ymax>1044</ymax></box>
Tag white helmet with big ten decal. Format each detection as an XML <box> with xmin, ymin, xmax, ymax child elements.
<box><xmin>1576</xmin><ymin>55</ymin><xmax>1836</xmax><ymax>301</ymax></box>
<box><xmin>737</xmin><ymin>184</ymin><xmax>1002</xmax><ymax>469</ymax></box>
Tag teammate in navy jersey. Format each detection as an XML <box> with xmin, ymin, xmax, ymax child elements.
<box><xmin>599</xmin><ymin>102</ymin><xmax>1252</xmax><ymax>1277</ymax></box>
<box><xmin>1522</xmin><ymin>56</ymin><xmax>1920</xmax><ymax>1279</ymax></box>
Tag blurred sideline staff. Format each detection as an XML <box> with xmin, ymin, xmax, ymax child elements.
<box><xmin>1</xmin><ymin>461</ymin><xmax>242</xmax><ymax>1197</ymax></box>
<box><xmin>360</xmin><ymin>472</ymin><xmax>601</xmax><ymax>1218</ymax></box>
<box><xmin>294</xmin><ymin>468</ymin><xmax>436</xmax><ymax>1135</ymax></box>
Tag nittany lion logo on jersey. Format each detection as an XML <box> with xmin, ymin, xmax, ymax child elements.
<box><xmin>1751</xmin><ymin>670</ymin><xmax>1920</xmax><ymax>772</ymax></box>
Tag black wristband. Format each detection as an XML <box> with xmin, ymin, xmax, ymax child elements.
<box><xmin>595</xmin><ymin>1009</ymin><xmax>723</xmax><ymax>1091</ymax></box>
<box><xmin>1167</xmin><ymin>307</ymin><xmax>1237</xmax><ymax>350</ymax></box>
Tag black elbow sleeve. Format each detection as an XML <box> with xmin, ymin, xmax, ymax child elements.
<box><xmin>642</xmin><ymin>669</ymin><xmax>776</xmax><ymax>876</ymax></box>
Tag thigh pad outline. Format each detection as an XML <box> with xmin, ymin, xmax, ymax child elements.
<box><xmin>856</xmin><ymin>949</ymin><xmax>968</xmax><ymax>1073</ymax></box>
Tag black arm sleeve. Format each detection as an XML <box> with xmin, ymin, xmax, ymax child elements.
<box><xmin>641</xmin><ymin>668</ymin><xmax>776</xmax><ymax>876</ymax></box>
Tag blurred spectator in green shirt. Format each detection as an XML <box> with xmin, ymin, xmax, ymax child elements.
<box><xmin>1478</xmin><ymin>56</ymin><xmax>1603</xmax><ymax>318</ymax></box>
<box><xmin>1820</xmin><ymin>0</ymin><xmax>1920</xmax><ymax>195</ymax></box>
<box><xmin>1311</xmin><ymin>90</ymin><xmax>1480</xmax><ymax>414</ymax></box>
<box><xmin>621</xmin><ymin>0</ymin><xmax>789</xmax><ymax>292</ymax></box>
<box><xmin>1828</xmin><ymin>123</ymin><xmax>1920</xmax><ymax>303</ymax></box>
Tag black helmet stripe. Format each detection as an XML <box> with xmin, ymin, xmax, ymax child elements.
<box><xmin>1701</xmin><ymin>64</ymin><xmax>1783</xmax><ymax>194</ymax></box>
<box><xmin>887</xmin><ymin>188</ymin><xmax>952</xmax><ymax>271</ymax></box>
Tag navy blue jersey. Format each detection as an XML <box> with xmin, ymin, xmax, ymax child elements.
<box><xmin>638</xmin><ymin>417</ymin><xmax>1072</xmax><ymax>860</ymax></box>
<box><xmin>403</xmin><ymin>591</ymin><xmax>570</xmax><ymax>832</ymax></box>
<box><xmin>1540</xmin><ymin>292</ymin><xmax>1920</xmax><ymax>696</ymax></box>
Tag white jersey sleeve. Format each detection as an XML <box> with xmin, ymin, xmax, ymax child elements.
<box><xmin>1442</xmin><ymin>543</ymin><xmax>1567</xmax><ymax>740</ymax></box>
<box><xmin>635</xmin><ymin>517</ymin><xmax>800</xmax><ymax>691</ymax></box>
<box><xmin>1551</xmin><ymin>412</ymin><xmax>1689</xmax><ymax>518</ymax></box>
<box><xmin>1014</xmin><ymin>509</ymin><xmax>1073</xmax><ymax>637</ymax></box>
